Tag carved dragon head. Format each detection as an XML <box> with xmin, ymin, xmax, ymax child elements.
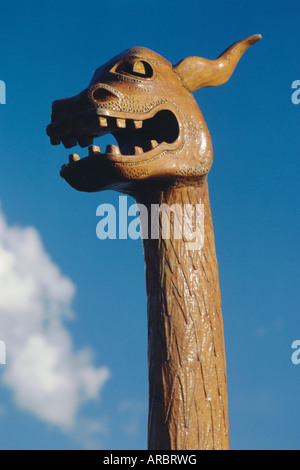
<box><xmin>47</xmin><ymin>35</ymin><xmax>261</xmax><ymax>194</ymax></box>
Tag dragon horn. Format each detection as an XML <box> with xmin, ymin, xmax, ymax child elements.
<box><xmin>174</xmin><ymin>34</ymin><xmax>262</xmax><ymax>92</ymax></box>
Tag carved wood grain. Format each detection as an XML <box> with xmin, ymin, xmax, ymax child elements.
<box><xmin>138</xmin><ymin>182</ymin><xmax>229</xmax><ymax>450</ymax></box>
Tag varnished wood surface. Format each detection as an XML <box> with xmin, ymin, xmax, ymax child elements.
<box><xmin>47</xmin><ymin>35</ymin><xmax>261</xmax><ymax>450</ymax></box>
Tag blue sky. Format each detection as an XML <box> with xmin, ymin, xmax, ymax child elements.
<box><xmin>0</xmin><ymin>0</ymin><xmax>299</xmax><ymax>450</ymax></box>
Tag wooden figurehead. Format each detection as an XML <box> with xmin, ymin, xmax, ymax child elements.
<box><xmin>47</xmin><ymin>34</ymin><xmax>261</xmax><ymax>450</ymax></box>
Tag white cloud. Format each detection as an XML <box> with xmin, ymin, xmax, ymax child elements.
<box><xmin>118</xmin><ymin>399</ymin><xmax>147</xmax><ymax>437</ymax></box>
<box><xmin>255</xmin><ymin>319</ymin><xmax>284</xmax><ymax>339</ymax></box>
<box><xmin>0</xmin><ymin>207</ymin><xmax>110</xmax><ymax>431</ymax></box>
<box><xmin>70</xmin><ymin>415</ymin><xmax>111</xmax><ymax>449</ymax></box>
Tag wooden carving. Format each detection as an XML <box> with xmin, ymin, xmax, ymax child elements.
<box><xmin>47</xmin><ymin>35</ymin><xmax>261</xmax><ymax>450</ymax></box>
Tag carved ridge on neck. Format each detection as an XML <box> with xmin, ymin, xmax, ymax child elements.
<box><xmin>136</xmin><ymin>182</ymin><xmax>229</xmax><ymax>450</ymax></box>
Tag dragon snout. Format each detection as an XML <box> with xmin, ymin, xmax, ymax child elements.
<box><xmin>51</xmin><ymin>89</ymin><xmax>91</xmax><ymax>123</ymax></box>
<box><xmin>48</xmin><ymin>85</ymin><xmax>121</xmax><ymax>148</ymax></box>
<box><xmin>50</xmin><ymin>84</ymin><xmax>121</xmax><ymax>124</ymax></box>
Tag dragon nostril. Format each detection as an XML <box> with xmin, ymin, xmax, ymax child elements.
<box><xmin>92</xmin><ymin>88</ymin><xmax>119</xmax><ymax>103</ymax></box>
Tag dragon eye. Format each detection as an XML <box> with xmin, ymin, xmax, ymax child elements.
<box><xmin>115</xmin><ymin>60</ymin><xmax>153</xmax><ymax>79</ymax></box>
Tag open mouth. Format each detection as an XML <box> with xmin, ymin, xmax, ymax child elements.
<box><xmin>47</xmin><ymin>106</ymin><xmax>181</xmax><ymax>166</ymax></box>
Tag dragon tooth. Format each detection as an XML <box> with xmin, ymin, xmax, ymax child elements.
<box><xmin>50</xmin><ymin>135</ymin><xmax>61</xmax><ymax>146</ymax></box>
<box><xmin>133</xmin><ymin>120</ymin><xmax>143</xmax><ymax>129</ymax></box>
<box><xmin>134</xmin><ymin>146</ymin><xmax>143</xmax><ymax>155</ymax></box>
<box><xmin>62</xmin><ymin>136</ymin><xmax>77</xmax><ymax>149</ymax></box>
<box><xmin>151</xmin><ymin>140</ymin><xmax>159</xmax><ymax>149</ymax></box>
<box><xmin>105</xmin><ymin>144</ymin><xmax>120</xmax><ymax>155</ymax></box>
<box><xmin>69</xmin><ymin>153</ymin><xmax>80</xmax><ymax>163</ymax></box>
<box><xmin>89</xmin><ymin>145</ymin><xmax>101</xmax><ymax>156</ymax></box>
<box><xmin>116</xmin><ymin>118</ymin><xmax>126</xmax><ymax>128</ymax></box>
<box><xmin>78</xmin><ymin>137</ymin><xmax>94</xmax><ymax>148</ymax></box>
<box><xmin>99</xmin><ymin>116</ymin><xmax>108</xmax><ymax>127</ymax></box>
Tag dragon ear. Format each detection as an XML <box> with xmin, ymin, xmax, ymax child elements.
<box><xmin>173</xmin><ymin>34</ymin><xmax>262</xmax><ymax>92</ymax></box>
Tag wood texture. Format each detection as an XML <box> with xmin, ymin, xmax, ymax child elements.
<box><xmin>174</xmin><ymin>35</ymin><xmax>261</xmax><ymax>92</ymax></box>
<box><xmin>47</xmin><ymin>35</ymin><xmax>261</xmax><ymax>450</ymax></box>
<box><xmin>138</xmin><ymin>182</ymin><xmax>229</xmax><ymax>450</ymax></box>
